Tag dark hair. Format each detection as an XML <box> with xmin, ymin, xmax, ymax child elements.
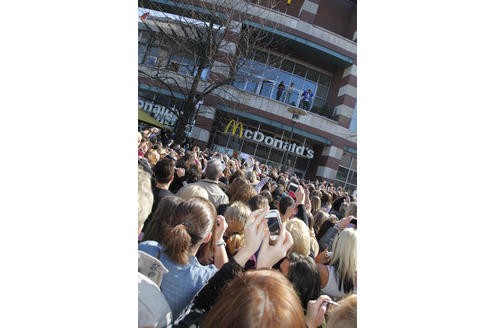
<box><xmin>141</xmin><ymin>196</ymin><xmax>183</xmax><ymax>244</ymax></box>
<box><xmin>247</xmin><ymin>195</ymin><xmax>269</xmax><ymax>211</ymax></box>
<box><xmin>279</xmin><ymin>196</ymin><xmax>295</xmax><ymax>216</ymax></box>
<box><xmin>321</xmin><ymin>191</ymin><xmax>332</xmax><ymax>208</ymax></box>
<box><xmin>153</xmin><ymin>158</ymin><xmax>175</xmax><ymax>184</ymax></box>
<box><xmin>162</xmin><ymin>197</ymin><xmax>216</xmax><ymax>264</ymax></box>
<box><xmin>185</xmin><ymin>165</ymin><xmax>202</xmax><ymax>183</ymax></box>
<box><xmin>260</xmin><ymin>190</ymin><xmax>273</xmax><ymax>204</ymax></box>
<box><xmin>287</xmin><ymin>253</ymin><xmax>321</xmax><ymax>310</ymax></box>
<box><xmin>219</xmin><ymin>176</ymin><xmax>229</xmax><ymax>186</ymax></box>
<box><xmin>216</xmin><ymin>203</ymin><xmax>230</xmax><ymax>216</ymax></box>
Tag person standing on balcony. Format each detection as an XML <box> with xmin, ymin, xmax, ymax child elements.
<box><xmin>276</xmin><ymin>81</ymin><xmax>285</xmax><ymax>101</ymax></box>
<box><xmin>285</xmin><ymin>82</ymin><xmax>295</xmax><ymax>105</ymax></box>
<box><xmin>301</xmin><ymin>89</ymin><xmax>314</xmax><ymax>111</ymax></box>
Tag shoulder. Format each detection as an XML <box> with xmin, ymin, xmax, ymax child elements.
<box><xmin>138</xmin><ymin>240</ymin><xmax>162</xmax><ymax>253</ymax></box>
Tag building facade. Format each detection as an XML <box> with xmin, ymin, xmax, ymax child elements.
<box><xmin>138</xmin><ymin>0</ymin><xmax>357</xmax><ymax>191</ymax></box>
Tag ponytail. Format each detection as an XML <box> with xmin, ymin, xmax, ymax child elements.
<box><xmin>226</xmin><ymin>233</ymin><xmax>244</xmax><ymax>255</ymax></box>
<box><xmin>163</xmin><ymin>224</ymin><xmax>191</xmax><ymax>265</ymax></box>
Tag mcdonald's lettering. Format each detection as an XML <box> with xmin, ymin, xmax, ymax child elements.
<box><xmin>224</xmin><ymin>120</ymin><xmax>243</xmax><ymax>138</ymax></box>
<box><xmin>223</xmin><ymin>118</ymin><xmax>315</xmax><ymax>159</ymax></box>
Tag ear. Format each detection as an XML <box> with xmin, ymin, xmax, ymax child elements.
<box><xmin>279</xmin><ymin>257</ymin><xmax>290</xmax><ymax>276</ymax></box>
<box><xmin>203</xmin><ymin>231</ymin><xmax>212</xmax><ymax>244</ymax></box>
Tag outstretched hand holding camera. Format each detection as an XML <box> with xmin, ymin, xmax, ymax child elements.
<box><xmin>256</xmin><ymin>221</ymin><xmax>294</xmax><ymax>269</ymax></box>
<box><xmin>233</xmin><ymin>208</ymin><xmax>268</xmax><ymax>267</ymax></box>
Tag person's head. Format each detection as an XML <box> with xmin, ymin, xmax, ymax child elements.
<box><xmin>204</xmin><ymin>159</ymin><xmax>223</xmax><ymax>181</ymax></box>
<box><xmin>321</xmin><ymin>191</ymin><xmax>333</xmax><ymax>208</ymax></box>
<box><xmin>224</xmin><ymin>201</ymin><xmax>251</xmax><ymax>255</ymax></box>
<box><xmin>310</xmin><ymin>189</ymin><xmax>322</xmax><ymax>199</ymax></box>
<box><xmin>162</xmin><ymin>197</ymin><xmax>216</xmax><ymax>264</ymax></box>
<box><xmin>245</xmin><ymin>170</ymin><xmax>258</xmax><ymax>184</ymax></box>
<box><xmin>185</xmin><ymin>164</ymin><xmax>202</xmax><ymax>183</ymax></box>
<box><xmin>228</xmin><ymin>169</ymin><xmax>245</xmax><ymax>184</ymax></box>
<box><xmin>226</xmin><ymin>177</ymin><xmax>257</xmax><ymax>204</ymax></box>
<box><xmin>201</xmin><ymin>269</ymin><xmax>306</xmax><ymax>328</ymax></box>
<box><xmin>345</xmin><ymin>202</ymin><xmax>357</xmax><ymax>218</ymax></box>
<box><xmin>260</xmin><ymin>190</ymin><xmax>273</xmax><ymax>205</ymax></box>
<box><xmin>325</xmin><ymin>294</ymin><xmax>357</xmax><ymax>328</ymax></box>
<box><xmin>313</xmin><ymin>210</ymin><xmax>330</xmax><ymax>235</ymax></box>
<box><xmin>278</xmin><ymin>195</ymin><xmax>295</xmax><ymax>216</ymax></box>
<box><xmin>141</xmin><ymin>196</ymin><xmax>183</xmax><ymax>244</ymax></box>
<box><xmin>247</xmin><ymin>194</ymin><xmax>269</xmax><ymax>212</ymax></box>
<box><xmin>176</xmin><ymin>184</ymin><xmax>208</xmax><ymax>201</ymax></box>
<box><xmin>153</xmin><ymin>158</ymin><xmax>175</xmax><ymax>185</ymax></box>
<box><xmin>311</xmin><ymin>196</ymin><xmax>321</xmax><ymax>214</ymax></box>
<box><xmin>329</xmin><ymin>228</ymin><xmax>357</xmax><ymax>294</ymax></box>
<box><xmin>280</xmin><ymin>253</ymin><xmax>321</xmax><ymax>310</ymax></box>
<box><xmin>339</xmin><ymin>201</ymin><xmax>349</xmax><ymax>213</ymax></box>
<box><xmin>145</xmin><ymin>149</ymin><xmax>160</xmax><ymax>166</ymax></box>
<box><xmin>138</xmin><ymin>165</ymin><xmax>154</xmax><ymax>234</ymax></box>
<box><xmin>285</xmin><ymin>218</ymin><xmax>311</xmax><ymax>257</ymax></box>
<box><xmin>137</xmin><ymin>132</ymin><xmax>143</xmax><ymax>146</ymax></box>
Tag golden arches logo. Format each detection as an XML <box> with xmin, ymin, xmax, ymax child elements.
<box><xmin>224</xmin><ymin>119</ymin><xmax>243</xmax><ymax>137</ymax></box>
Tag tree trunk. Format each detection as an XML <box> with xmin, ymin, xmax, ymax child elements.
<box><xmin>174</xmin><ymin>65</ymin><xmax>204</xmax><ymax>144</ymax></box>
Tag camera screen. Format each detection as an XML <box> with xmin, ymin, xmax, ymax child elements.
<box><xmin>266</xmin><ymin>213</ymin><xmax>281</xmax><ymax>235</ymax></box>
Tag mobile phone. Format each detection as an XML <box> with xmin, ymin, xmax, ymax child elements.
<box><xmin>288</xmin><ymin>183</ymin><xmax>298</xmax><ymax>193</ymax></box>
<box><xmin>265</xmin><ymin>210</ymin><xmax>282</xmax><ymax>236</ymax></box>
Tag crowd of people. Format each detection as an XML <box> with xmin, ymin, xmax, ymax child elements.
<box><xmin>137</xmin><ymin>126</ymin><xmax>357</xmax><ymax>328</ymax></box>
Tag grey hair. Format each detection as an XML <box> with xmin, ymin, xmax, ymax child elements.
<box><xmin>205</xmin><ymin>159</ymin><xmax>223</xmax><ymax>180</ymax></box>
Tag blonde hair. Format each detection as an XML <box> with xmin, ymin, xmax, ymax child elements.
<box><xmin>176</xmin><ymin>184</ymin><xmax>209</xmax><ymax>201</ymax></box>
<box><xmin>329</xmin><ymin>228</ymin><xmax>357</xmax><ymax>294</ymax></box>
<box><xmin>286</xmin><ymin>218</ymin><xmax>311</xmax><ymax>257</ymax></box>
<box><xmin>224</xmin><ymin>201</ymin><xmax>251</xmax><ymax>255</ymax></box>
<box><xmin>309</xmin><ymin>237</ymin><xmax>319</xmax><ymax>257</ymax></box>
<box><xmin>145</xmin><ymin>149</ymin><xmax>160</xmax><ymax>166</ymax></box>
<box><xmin>326</xmin><ymin>294</ymin><xmax>357</xmax><ymax>328</ymax></box>
<box><xmin>138</xmin><ymin>165</ymin><xmax>153</xmax><ymax>232</ymax></box>
<box><xmin>311</xmin><ymin>196</ymin><xmax>321</xmax><ymax>214</ymax></box>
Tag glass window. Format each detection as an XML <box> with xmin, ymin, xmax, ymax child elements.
<box><xmin>263</xmin><ymin>67</ymin><xmax>278</xmax><ymax>80</ymax></box>
<box><xmin>318</xmin><ymin>73</ymin><xmax>331</xmax><ymax>87</ymax></box>
<box><xmin>267</xmin><ymin>53</ymin><xmax>281</xmax><ymax>68</ymax></box>
<box><xmin>253</xmin><ymin>51</ymin><xmax>268</xmax><ymax>65</ymax></box>
<box><xmin>241</xmin><ymin>140</ymin><xmax>257</xmax><ymax>157</ymax></box>
<box><xmin>349</xmin><ymin>170</ymin><xmax>357</xmax><ymax>185</ymax></box>
<box><xmin>306</xmin><ymin>68</ymin><xmax>319</xmax><ymax>82</ymax></box>
<box><xmin>290</xmin><ymin>76</ymin><xmax>304</xmax><ymax>94</ymax></box>
<box><xmin>259</xmin><ymin>80</ymin><xmax>275</xmax><ymax>98</ymax></box>
<box><xmin>302</xmin><ymin>81</ymin><xmax>317</xmax><ymax>94</ymax></box>
<box><xmin>294</xmin><ymin>63</ymin><xmax>306</xmax><ymax>78</ymax></box>
<box><xmin>336</xmin><ymin>166</ymin><xmax>349</xmax><ymax>181</ymax></box>
<box><xmin>255</xmin><ymin>144</ymin><xmax>270</xmax><ymax>160</ymax></box>
<box><xmin>268</xmin><ymin>148</ymin><xmax>284</xmax><ymax>165</ymax></box>
<box><xmin>295</xmin><ymin>156</ymin><xmax>308</xmax><ymax>171</ymax></box>
<box><xmin>316</xmin><ymin>85</ymin><xmax>328</xmax><ymax>99</ymax></box>
<box><xmin>280</xmin><ymin>60</ymin><xmax>294</xmax><ymax>73</ymax></box>
<box><xmin>227</xmin><ymin>135</ymin><xmax>242</xmax><ymax>151</ymax></box>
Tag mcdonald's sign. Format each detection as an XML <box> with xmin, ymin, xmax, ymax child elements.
<box><xmin>222</xmin><ymin>118</ymin><xmax>315</xmax><ymax>159</ymax></box>
<box><xmin>224</xmin><ymin>119</ymin><xmax>243</xmax><ymax>137</ymax></box>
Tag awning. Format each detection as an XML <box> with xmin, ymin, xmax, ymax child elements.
<box><xmin>138</xmin><ymin>108</ymin><xmax>170</xmax><ymax>130</ymax></box>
